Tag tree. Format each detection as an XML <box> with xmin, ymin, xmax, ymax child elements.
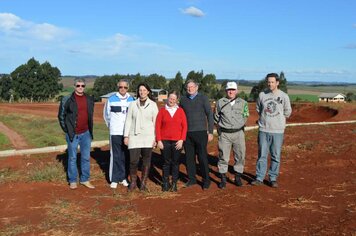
<box><xmin>200</xmin><ymin>73</ymin><xmax>217</xmax><ymax>97</ymax></box>
<box><xmin>145</xmin><ymin>73</ymin><xmax>167</xmax><ymax>89</ymax></box>
<box><xmin>249</xmin><ymin>71</ymin><xmax>289</xmax><ymax>102</ymax></box>
<box><xmin>279</xmin><ymin>71</ymin><xmax>288</xmax><ymax>93</ymax></box>
<box><xmin>215</xmin><ymin>80</ymin><xmax>229</xmax><ymax>100</ymax></box>
<box><xmin>11</xmin><ymin>58</ymin><xmax>62</xmax><ymax>102</ymax></box>
<box><xmin>168</xmin><ymin>71</ymin><xmax>184</xmax><ymax>95</ymax></box>
<box><xmin>185</xmin><ymin>70</ymin><xmax>219</xmax><ymax>99</ymax></box>
<box><xmin>36</xmin><ymin>61</ymin><xmax>63</xmax><ymax>100</ymax></box>
<box><xmin>237</xmin><ymin>91</ymin><xmax>248</xmax><ymax>101</ymax></box>
<box><xmin>92</xmin><ymin>74</ymin><xmax>123</xmax><ymax>101</ymax></box>
<box><xmin>129</xmin><ymin>73</ymin><xmax>143</xmax><ymax>93</ymax></box>
<box><xmin>186</xmin><ymin>70</ymin><xmax>203</xmax><ymax>84</ymax></box>
<box><xmin>249</xmin><ymin>79</ymin><xmax>266</xmax><ymax>102</ymax></box>
<box><xmin>0</xmin><ymin>75</ymin><xmax>12</xmax><ymax>101</ymax></box>
<box><xmin>346</xmin><ymin>92</ymin><xmax>356</xmax><ymax>102</ymax></box>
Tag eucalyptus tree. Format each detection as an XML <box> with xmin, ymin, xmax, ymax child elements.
<box><xmin>11</xmin><ymin>58</ymin><xmax>62</xmax><ymax>102</ymax></box>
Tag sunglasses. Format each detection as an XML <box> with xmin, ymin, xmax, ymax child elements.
<box><xmin>76</xmin><ymin>84</ymin><xmax>86</xmax><ymax>88</ymax></box>
<box><xmin>118</xmin><ymin>86</ymin><xmax>128</xmax><ymax>89</ymax></box>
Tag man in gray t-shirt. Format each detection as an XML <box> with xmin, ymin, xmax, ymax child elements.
<box><xmin>251</xmin><ymin>73</ymin><xmax>292</xmax><ymax>188</ymax></box>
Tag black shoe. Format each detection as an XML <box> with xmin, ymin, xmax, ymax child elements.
<box><xmin>162</xmin><ymin>181</ymin><xmax>170</xmax><ymax>192</ymax></box>
<box><xmin>202</xmin><ymin>180</ymin><xmax>211</xmax><ymax>190</ymax></box>
<box><xmin>234</xmin><ymin>174</ymin><xmax>243</xmax><ymax>187</ymax></box>
<box><xmin>270</xmin><ymin>181</ymin><xmax>278</xmax><ymax>188</ymax></box>
<box><xmin>219</xmin><ymin>173</ymin><xmax>227</xmax><ymax>189</ymax></box>
<box><xmin>251</xmin><ymin>180</ymin><xmax>263</xmax><ymax>186</ymax></box>
<box><xmin>184</xmin><ymin>180</ymin><xmax>197</xmax><ymax>188</ymax></box>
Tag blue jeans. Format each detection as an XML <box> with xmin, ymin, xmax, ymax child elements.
<box><xmin>66</xmin><ymin>130</ymin><xmax>92</xmax><ymax>183</ymax></box>
<box><xmin>256</xmin><ymin>131</ymin><xmax>284</xmax><ymax>182</ymax></box>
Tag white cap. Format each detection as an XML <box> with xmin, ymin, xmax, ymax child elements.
<box><xmin>225</xmin><ymin>82</ymin><xmax>238</xmax><ymax>90</ymax></box>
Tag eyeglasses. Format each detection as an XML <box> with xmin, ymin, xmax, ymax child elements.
<box><xmin>118</xmin><ymin>86</ymin><xmax>128</xmax><ymax>89</ymax></box>
<box><xmin>76</xmin><ymin>84</ymin><xmax>86</xmax><ymax>88</ymax></box>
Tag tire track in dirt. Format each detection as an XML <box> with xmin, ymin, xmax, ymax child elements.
<box><xmin>0</xmin><ymin>121</ymin><xmax>30</xmax><ymax>150</ymax></box>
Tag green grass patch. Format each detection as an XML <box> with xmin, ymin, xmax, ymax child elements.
<box><xmin>289</xmin><ymin>84</ymin><xmax>356</xmax><ymax>94</ymax></box>
<box><xmin>93</xmin><ymin>123</ymin><xmax>110</xmax><ymax>141</ymax></box>
<box><xmin>27</xmin><ymin>162</ymin><xmax>66</xmax><ymax>182</ymax></box>
<box><xmin>0</xmin><ymin>132</ymin><xmax>13</xmax><ymax>151</ymax></box>
<box><xmin>0</xmin><ymin>112</ymin><xmax>109</xmax><ymax>148</ymax></box>
<box><xmin>289</xmin><ymin>94</ymin><xmax>319</xmax><ymax>102</ymax></box>
<box><xmin>58</xmin><ymin>87</ymin><xmax>74</xmax><ymax>97</ymax></box>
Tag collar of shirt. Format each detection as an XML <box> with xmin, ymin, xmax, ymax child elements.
<box><xmin>165</xmin><ymin>104</ymin><xmax>179</xmax><ymax>117</ymax></box>
<box><xmin>188</xmin><ymin>92</ymin><xmax>198</xmax><ymax>100</ymax></box>
<box><xmin>117</xmin><ymin>92</ymin><xmax>128</xmax><ymax>100</ymax></box>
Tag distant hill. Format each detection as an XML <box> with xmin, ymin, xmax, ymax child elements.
<box><xmin>60</xmin><ymin>75</ymin><xmax>99</xmax><ymax>88</ymax></box>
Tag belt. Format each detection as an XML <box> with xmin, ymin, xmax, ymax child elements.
<box><xmin>219</xmin><ymin>126</ymin><xmax>245</xmax><ymax>133</ymax></box>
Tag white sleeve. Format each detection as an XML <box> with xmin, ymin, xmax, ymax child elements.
<box><xmin>103</xmin><ymin>100</ymin><xmax>110</xmax><ymax>127</ymax></box>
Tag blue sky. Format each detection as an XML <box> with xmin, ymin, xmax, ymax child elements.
<box><xmin>1</xmin><ymin>0</ymin><xmax>356</xmax><ymax>82</ymax></box>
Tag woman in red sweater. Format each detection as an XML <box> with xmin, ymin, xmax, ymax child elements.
<box><xmin>155</xmin><ymin>90</ymin><xmax>188</xmax><ymax>192</ymax></box>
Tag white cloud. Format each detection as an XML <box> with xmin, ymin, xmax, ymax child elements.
<box><xmin>68</xmin><ymin>33</ymin><xmax>171</xmax><ymax>58</ymax></box>
<box><xmin>30</xmin><ymin>23</ymin><xmax>71</xmax><ymax>41</ymax></box>
<box><xmin>0</xmin><ymin>13</ymin><xmax>24</xmax><ymax>31</ymax></box>
<box><xmin>0</xmin><ymin>12</ymin><xmax>72</xmax><ymax>41</ymax></box>
<box><xmin>181</xmin><ymin>6</ymin><xmax>205</xmax><ymax>17</ymax></box>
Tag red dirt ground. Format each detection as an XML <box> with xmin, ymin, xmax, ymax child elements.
<box><xmin>0</xmin><ymin>102</ymin><xmax>355</xmax><ymax>235</ymax></box>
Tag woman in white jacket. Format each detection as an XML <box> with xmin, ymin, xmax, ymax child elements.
<box><xmin>124</xmin><ymin>83</ymin><xmax>158</xmax><ymax>191</ymax></box>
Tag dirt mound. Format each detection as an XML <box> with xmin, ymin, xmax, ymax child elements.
<box><xmin>288</xmin><ymin>103</ymin><xmax>338</xmax><ymax>122</ymax></box>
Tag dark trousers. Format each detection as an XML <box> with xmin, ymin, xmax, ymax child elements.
<box><xmin>129</xmin><ymin>148</ymin><xmax>152</xmax><ymax>174</ymax></box>
<box><xmin>161</xmin><ymin>140</ymin><xmax>181</xmax><ymax>182</ymax></box>
<box><xmin>184</xmin><ymin>131</ymin><xmax>209</xmax><ymax>182</ymax></box>
<box><xmin>109</xmin><ymin>135</ymin><xmax>127</xmax><ymax>182</ymax></box>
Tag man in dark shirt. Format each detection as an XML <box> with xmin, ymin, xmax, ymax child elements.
<box><xmin>58</xmin><ymin>78</ymin><xmax>95</xmax><ymax>190</ymax></box>
<box><xmin>180</xmin><ymin>80</ymin><xmax>214</xmax><ymax>189</ymax></box>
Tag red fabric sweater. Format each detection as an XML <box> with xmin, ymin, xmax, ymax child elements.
<box><xmin>74</xmin><ymin>93</ymin><xmax>89</xmax><ymax>134</ymax></box>
<box><xmin>155</xmin><ymin>107</ymin><xmax>188</xmax><ymax>141</ymax></box>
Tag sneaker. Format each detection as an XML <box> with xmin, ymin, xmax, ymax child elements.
<box><xmin>250</xmin><ymin>180</ymin><xmax>263</xmax><ymax>186</ymax></box>
<box><xmin>270</xmin><ymin>181</ymin><xmax>278</xmax><ymax>188</ymax></box>
<box><xmin>119</xmin><ymin>179</ymin><xmax>129</xmax><ymax>187</ymax></box>
<box><xmin>110</xmin><ymin>182</ymin><xmax>118</xmax><ymax>189</ymax></box>
<box><xmin>69</xmin><ymin>182</ymin><xmax>77</xmax><ymax>190</ymax></box>
<box><xmin>183</xmin><ymin>180</ymin><xmax>197</xmax><ymax>188</ymax></box>
<box><xmin>80</xmin><ymin>181</ymin><xmax>95</xmax><ymax>189</ymax></box>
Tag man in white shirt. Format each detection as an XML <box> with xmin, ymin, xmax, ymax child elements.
<box><xmin>103</xmin><ymin>79</ymin><xmax>135</xmax><ymax>188</ymax></box>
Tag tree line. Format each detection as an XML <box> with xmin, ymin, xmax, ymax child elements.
<box><xmin>87</xmin><ymin>70</ymin><xmax>290</xmax><ymax>102</ymax></box>
<box><xmin>7</xmin><ymin>57</ymin><xmax>354</xmax><ymax>103</ymax></box>
<box><xmin>0</xmin><ymin>58</ymin><xmax>292</xmax><ymax>103</ymax></box>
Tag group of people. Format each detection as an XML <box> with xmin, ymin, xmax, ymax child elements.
<box><xmin>58</xmin><ymin>72</ymin><xmax>292</xmax><ymax>192</ymax></box>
